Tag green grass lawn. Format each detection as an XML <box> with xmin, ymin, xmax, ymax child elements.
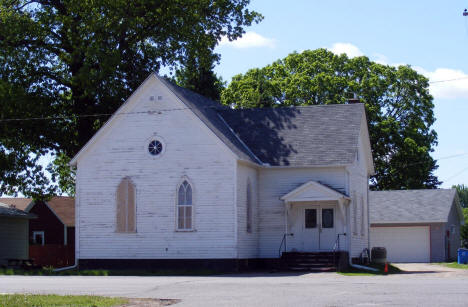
<box><xmin>0</xmin><ymin>267</ymin><xmax>219</xmax><ymax>276</ymax></box>
<box><xmin>338</xmin><ymin>263</ymin><xmax>403</xmax><ymax>276</ymax></box>
<box><xmin>438</xmin><ymin>262</ymin><xmax>468</xmax><ymax>269</ymax></box>
<box><xmin>0</xmin><ymin>294</ymin><xmax>127</xmax><ymax>307</ymax></box>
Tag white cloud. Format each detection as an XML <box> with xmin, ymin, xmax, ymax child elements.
<box><xmin>372</xmin><ymin>53</ymin><xmax>389</xmax><ymax>65</ymax></box>
<box><xmin>328</xmin><ymin>43</ymin><xmax>364</xmax><ymax>58</ymax></box>
<box><xmin>219</xmin><ymin>31</ymin><xmax>276</xmax><ymax>49</ymax></box>
<box><xmin>418</xmin><ymin>68</ymin><xmax>468</xmax><ymax>100</ymax></box>
<box><xmin>328</xmin><ymin>42</ymin><xmax>468</xmax><ymax>100</ymax></box>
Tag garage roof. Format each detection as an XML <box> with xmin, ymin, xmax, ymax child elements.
<box><xmin>369</xmin><ymin>189</ymin><xmax>459</xmax><ymax>224</ymax></box>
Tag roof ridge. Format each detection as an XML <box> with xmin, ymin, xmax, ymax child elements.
<box><xmin>371</xmin><ymin>188</ymin><xmax>455</xmax><ymax>192</ymax></box>
<box><xmin>219</xmin><ymin>103</ymin><xmax>364</xmax><ymax>112</ymax></box>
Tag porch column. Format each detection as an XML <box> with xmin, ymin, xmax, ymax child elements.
<box><xmin>337</xmin><ymin>197</ymin><xmax>348</xmax><ymax>250</ymax></box>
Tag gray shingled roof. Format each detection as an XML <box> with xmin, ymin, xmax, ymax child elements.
<box><xmin>218</xmin><ymin>104</ymin><xmax>364</xmax><ymax>167</ymax></box>
<box><xmin>0</xmin><ymin>202</ymin><xmax>35</xmax><ymax>219</ymax></box>
<box><xmin>160</xmin><ymin>75</ymin><xmax>365</xmax><ymax>167</ymax></box>
<box><xmin>369</xmin><ymin>189</ymin><xmax>457</xmax><ymax>224</ymax></box>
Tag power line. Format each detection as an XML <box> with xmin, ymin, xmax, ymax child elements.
<box><xmin>428</xmin><ymin>76</ymin><xmax>468</xmax><ymax>84</ymax></box>
<box><xmin>0</xmin><ymin>106</ymin><xmax>208</xmax><ymax>123</ymax></box>
<box><xmin>444</xmin><ymin>164</ymin><xmax>468</xmax><ymax>182</ymax></box>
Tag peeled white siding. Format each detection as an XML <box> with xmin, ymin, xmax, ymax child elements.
<box><xmin>77</xmin><ymin>78</ymin><xmax>237</xmax><ymax>259</ymax></box>
<box><xmin>236</xmin><ymin>163</ymin><xmax>259</xmax><ymax>259</ymax></box>
<box><xmin>347</xmin><ymin>119</ymin><xmax>370</xmax><ymax>258</ymax></box>
<box><xmin>257</xmin><ymin>167</ymin><xmax>346</xmax><ymax>258</ymax></box>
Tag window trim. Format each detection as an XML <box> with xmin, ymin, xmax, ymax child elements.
<box><xmin>32</xmin><ymin>231</ymin><xmax>45</xmax><ymax>246</ymax></box>
<box><xmin>145</xmin><ymin>134</ymin><xmax>166</xmax><ymax>159</ymax></box>
<box><xmin>175</xmin><ymin>176</ymin><xmax>195</xmax><ymax>232</ymax></box>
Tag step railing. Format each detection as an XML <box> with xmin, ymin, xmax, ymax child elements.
<box><xmin>333</xmin><ymin>233</ymin><xmax>346</xmax><ymax>265</ymax></box>
<box><xmin>278</xmin><ymin>233</ymin><xmax>294</xmax><ymax>258</ymax></box>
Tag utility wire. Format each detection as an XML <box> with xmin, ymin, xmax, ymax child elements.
<box><xmin>2</xmin><ymin>74</ymin><xmax>468</xmax><ymax>123</ymax></box>
<box><xmin>429</xmin><ymin>76</ymin><xmax>468</xmax><ymax>84</ymax></box>
<box><xmin>0</xmin><ymin>106</ymin><xmax>207</xmax><ymax>122</ymax></box>
<box><xmin>444</xmin><ymin>164</ymin><xmax>468</xmax><ymax>182</ymax></box>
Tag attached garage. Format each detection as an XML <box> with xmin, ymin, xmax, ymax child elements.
<box><xmin>370</xmin><ymin>226</ymin><xmax>430</xmax><ymax>263</ymax></box>
<box><xmin>369</xmin><ymin>189</ymin><xmax>465</xmax><ymax>263</ymax></box>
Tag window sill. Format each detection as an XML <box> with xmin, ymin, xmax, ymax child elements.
<box><xmin>175</xmin><ymin>229</ymin><xmax>197</xmax><ymax>232</ymax></box>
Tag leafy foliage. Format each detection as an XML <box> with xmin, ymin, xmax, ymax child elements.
<box><xmin>453</xmin><ymin>184</ymin><xmax>468</xmax><ymax>208</ymax></box>
<box><xmin>454</xmin><ymin>184</ymin><xmax>468</xmax><ymax>247</ymax></box>
<box><xmin>174</xmin><ymin>44</ymin><xmax>226</xmax><ymax>101</ymax></box>
<box><xmin>0</xmin><ymin>0</ymin><xmax>261</xmax><ymax>196</ymax></box>
<box><xmin>462</xmin><ymin>208</ymin><xmax>468</xmax><ymax>248</ymax></box>
<box><xmin>221</xmin><ymin>49</ymin><xmax>440</xmax><ymax>190</ymax></box>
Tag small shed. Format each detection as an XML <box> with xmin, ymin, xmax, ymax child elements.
<box><xmin>369</xmin><ymin>189</ymin><xmax>464</xmax><ymax>263</ymax></box>
<box><xmin>0</xmin><ymin>197</ymin><xmax>75</xmax><ymax>267</ymax></box>
<box><xmin>0</xmin><ymin>202</ymin><xmax>36</xmax><ymax>266</ymax></box>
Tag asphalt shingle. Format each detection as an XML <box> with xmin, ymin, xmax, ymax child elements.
<box><xmin>0</xmin><ymin>202</ymin><xmax>35</xmax><ymax>219</ymax></box>
<box><xmin>160</xmin><ymin>76</ymin><xmax>365</xmax><ymax>167</ymax></box>
<box><xmin>369</xmin><ymin>189</ymin><xmax>457</xmax><ymax>224</ymax></box>
<box><xmin>218</xmin><ymin>104</ymin><xmax>364</xmax><ymax>167</ymax></box>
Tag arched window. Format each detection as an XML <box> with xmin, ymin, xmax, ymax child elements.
<box><xmin>116</xmin><ymin>177</ymin><xmax>136</xmax><ymax>233</ymax></box>
<box><xmin>177</xmin><ymin>180</ymin><xmax>193</xmax><ymax>230</ymax></box>
<box><xmin>246</xmin><ymin>178</ymin><xmax>252</xmax><ymax>233</ymax></box>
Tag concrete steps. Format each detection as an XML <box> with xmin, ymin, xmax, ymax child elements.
<box><xmin>280</xmin><ymin>252</ymin><xmax>337</xmax><ymax>272</ymax></box>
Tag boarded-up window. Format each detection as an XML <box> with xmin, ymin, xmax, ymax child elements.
<box><xmin>116</xmin><ymin>177</ymin><xmax>136</xmax><ymax>233</ymax></box>
<box><xmin>177</xmin><ymin>180</ymin><xmax>193</xmax><ymax>230</ymax></box>
<box><xmin>246</xmin><ymin>179</ymin><xmax>252</xmax><ymax>233</ymax></box>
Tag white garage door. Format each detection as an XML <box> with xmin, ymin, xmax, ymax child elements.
<box><xmin>370</xmin><ymin>226</ymin><xmax>430</xmax><ymax>263</ymax></box>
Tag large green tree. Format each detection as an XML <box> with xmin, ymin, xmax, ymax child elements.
<box><xmin>0</xmin><ymin>0</ymin><xmax>261</xmax><ymax>197</ymax></box>
<box><xmin>221</xmin><ymin>49</ymin><xmax>439</xmax><ymax>190</ymax></box>
<box><xmin>174</xmin><ymin>46</ymin><xmax>226</xmax><ymax>101</ymax></box>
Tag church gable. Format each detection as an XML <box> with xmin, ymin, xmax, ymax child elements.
<box><xmin>71</xmin><ymin>74</ymin><xmax>238</xmax><ymax>167</ymax></box>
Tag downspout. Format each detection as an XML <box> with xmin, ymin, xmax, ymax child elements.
<box><xmin>367</xmin><ymin>175</ymin><xmax>370</xmax><ymax>256</ymax></box>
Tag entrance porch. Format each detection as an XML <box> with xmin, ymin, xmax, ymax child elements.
<box><xmin>280</xmin><ymin>181</ymin><xmax>350</xmax><ymax>254</ymax></box>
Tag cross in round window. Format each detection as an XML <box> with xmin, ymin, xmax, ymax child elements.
<box><xmin>148</xmin><ymin>140</ymin><xmax>163</xmax><ymax>156</ymax></box>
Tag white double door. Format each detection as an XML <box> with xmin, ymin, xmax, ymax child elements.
<box><xmin>295</xmin><ymin>204</ymin><xmax>336</xmax><ymax>251</ymax></box>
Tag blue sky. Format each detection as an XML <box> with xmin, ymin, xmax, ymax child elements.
<box><xmin>214</xmin><ymin>0</ymin><xmax>468</xmax><ymax>188</ymax></box>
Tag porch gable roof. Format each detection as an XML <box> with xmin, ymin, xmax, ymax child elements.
<box><xmin>280</xmin><ymin>181</ymin><xmax>349</xmax><ymax>203</ymax></box>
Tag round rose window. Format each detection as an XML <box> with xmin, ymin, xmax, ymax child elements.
<box><xmin>148</xmin><ymin>140</ymin><xmax>163</xmax><ymax>156</ymax></box>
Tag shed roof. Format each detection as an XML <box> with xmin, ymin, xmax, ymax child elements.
<box><xmin>0</xmin><ymin>202</ymin><xmax>35</xmax><ymax>219</ymax></box>
<box><xmin>0</xmin><ymin>196</ymin><xmax>75</xmax><ymax>227</ymax></box>
<box><xmin>369</xmin><ymin>189</ymin><xmax>458</xmax><ymax>224</ymax></box>
<box><xmin>0</xmin><ymin>197</ymin><xmax>32</xmax><ymax>211</ymax></box>
<box><xmin>46</xmin><ymin>197</ymin><xmax>75</xmax><ymax>227</ymax></box>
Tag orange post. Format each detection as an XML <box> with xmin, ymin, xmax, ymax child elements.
<box><xmin>384</xmin><ymin>262</ymin><xmax>389</xmax><ymax>274</ymax></box>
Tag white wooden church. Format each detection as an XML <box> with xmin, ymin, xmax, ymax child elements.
<box><xmin>70</xmin><ymin>73</ymin><xmax>373</xmax><ymax>270</ymax></box>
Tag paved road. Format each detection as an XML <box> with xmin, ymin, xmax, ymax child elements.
<box><xmin>1</xmin><ymin>264</ymin><xmax>467</xmax><ymax>307</ymax></box>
